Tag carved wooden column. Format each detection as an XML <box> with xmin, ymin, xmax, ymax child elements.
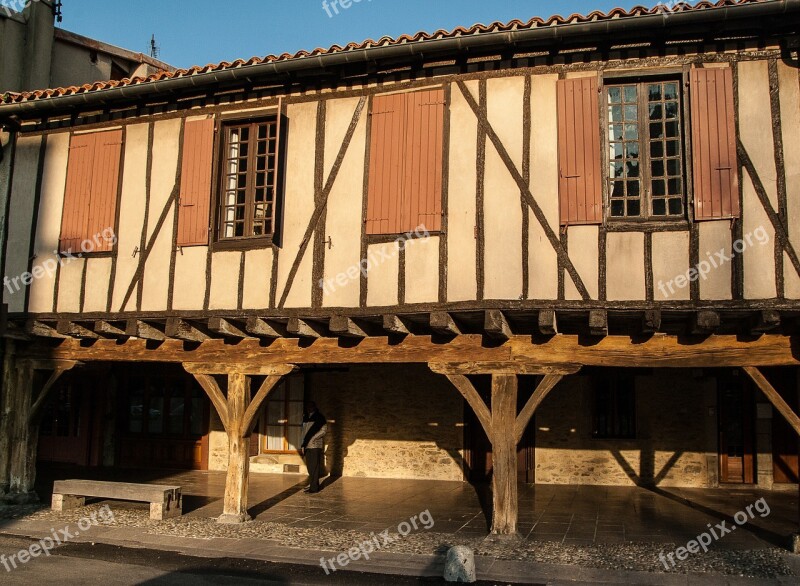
<box><xmin>3</xmin><ymin>358</ymin><xmax>77</xmax><ymax>502</ymax></box>
<box><xmin>184</xmin><ymin>363</ymin><xmax>294</xmax><ymax>524</ymax></box>
<box><xmin>489</xmin><ymin>374</ymin><xmax>518</xmax><ymax>535</ymax></box>
<box><xmin>431</xmin><ymin>362</ymin><xmax>575</xmax><ymax>536</ymax></box>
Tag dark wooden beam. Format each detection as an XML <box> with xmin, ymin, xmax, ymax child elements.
<box><xmin>24</xmin><ymin>320</ymin><xmax>66</xmax><ymax>339</ymax></box>
<box><xmin>589</xmin><ymin>310</ymin><xmax>608</xmax><ymax>337</ymax></box>
<box><xmin>383</xmin><ymin>314</ymin><xmax>412</xmax><ymax>336</ymax></box>
<box><xmin>742</xmin><ymin>367</ymin><xmax>800</xmax><ymax>436</ymax></box>
<box><xmin>485</xmin><ymin>310</ymin><xmax>512</xmax><ymax>340</ymax></box>
<box><xmin>287</xmin><ymin>317</ymin><xmax>327</xmax><ymax>339</ymax></box>
<box><xmin>23</xmin><ymin>334</ymin><xmax>800</xmax><ymax>368</ymax></box>
<box><xmin>430</xmin><ymin>312</ymin><xmax>461</xmax><ymax>336</ymax></box>
<box><xmin>208</xmin><ymin>318</ymin><xmax>249</xmax><ymax>339</ymax></box>
<box><xmin>642</xmin><ymin>310</ymin><xmax>662</xmax><ymax>334</ymax></box>
<box><xmin>183</xmin><ymin>362</ymin><xmax>295</xmax><ymax>376</ymax></box>
<box><xmin>166</xmin><ymin>318</ymin><xmax>209</xmax><ymax>342</ymax></box>
<box><xmin>691</xmin><ymin>311</ymin><xmax>720</xmax><ymax>335</ymax></box>
<box><xmin>538</xmin><ymin>310</ymin><xmax>558</xmax><ymax>335</ymax></box>
<box><xmin>430</xmin><ymin>362</ymin><xmax>580</xmax><ymax>376</ymax></box>
<box><xmin>750</xmin><ymin>310</ymin><xmax>781</xmax><ymax>335</ymax></box>
<box><xmin>245</xmin><ymin>317</ymin><xmax>286</xmax><ymax>339</ymax></box>
<box><xmin>125</xmin><ymin>319</ymin><xmax>166</xmax><ymax>341</ymax></box>
<box><xmin>56</xmin><ymin>320</ymin><xmax>99</xmax><ymax>339</ymax></box>
<box><xmin>329</xmin><ymin>316</ymin><xmax>368</xmax><ymax>338</ymax></box>
<box><xmin>94</xmin><ymin>320</ymin><xmax>128</xmax><ymax>338</ymax></box>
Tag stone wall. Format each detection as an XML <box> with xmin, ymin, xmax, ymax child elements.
<box><xmin>534</xmin><ymin>370</ymin><xmax>719</xmax><ymax>487</ymax></box>
<box><xmin>309</xmin><ymin>365</ymin><xmax>465</xmax><ymax>481</ymax></box>
<box><xmin>208</xmin><ymin>365</ymin><xmax>466</xmax><ymax>481</ymax></box>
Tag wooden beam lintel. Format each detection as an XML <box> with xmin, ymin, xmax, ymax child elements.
<box><xmin>429</xmin><ymin>362</ymin><xmax>580</xmax><ymax>375</ymax></box>
<box><xmin>182</xmin><ymin>362</ymin><xmax>296</xmax><ymax>376</ymax></box>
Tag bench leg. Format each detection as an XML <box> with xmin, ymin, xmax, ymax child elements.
<box><xmin>52</xmin><ymin>494</ymin><xmax>85</xmax><ymax>511</ymax></box>
<box><xmin>150</xmin><ymin>493</ymin><xmax>182</xmax><ymax>521</ymax></box>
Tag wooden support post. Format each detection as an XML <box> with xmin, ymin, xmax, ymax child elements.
<box><xmin>741</xmin><ymin>366</ymin><xmax>800</xmax><ymax>553</ymax></box>
<box><xmin>431</xmin><ymin>312</ymin><xmax>461</xmax><ymax>336</ymax></box>
<box><xmin>56</xmin><ymin>320</ymin><xmax>99</xmax><ymax>339</ymax></box>
<box><xmin>220</xmin><ymin>372</ymin><xmax>250</xmax><ymax>524</ymax></box>
<box><xmin>589</xmin><ymin>310</ymin><xmax>608</xmax><ymax>337</ymax></box>
<box><xmin>166</xmin><ymin>318</ymin><xmax>209</xmax><ymax>342</ymax></box>
<box><xmin>0</xmin><ymin>340</ymin><xmax>16</xmax><ymax>495</ymax></box>
<box><xmin>245</xmin><ymin>317</ymin><xmax>286</xmax><ymax>339</ymax></box>
<box><xmin>538</xmin><ymin>310</ymin><xmax>558</xmax><ymax>335</ymax></box>
<box><xmin>4</xmin><ymin>359</ymin><xmax>75</xmax><ymax>502</ymax></box>
<box><xmin>690</xmin><ymin>311</ymin><xmax>720</xmax><ymax>335</ymax></box>
<box><xmin>126</xmin><ymin>320</ymin><xmax>166</xmax><ymax>341</ymax></box>
<box><xmin>287</xmin><ymin>318</ymin><xmax>326</xmax><ymax>339</ymax></box>
<box><xmin>329</xmin><ymin>316</ymin><xmax>368</xmax><ymax>338</ymax></box>
<box><xmin>185</xmin><ymin>363</ymin><xmax>292</xmax><ymax>524</ymax></box>
<box><xmin>642</xmin><ymin>310</ymin><xmax>662</xmax><ymax>334</ymax></box>
<box><xmin>383</xmin><ymin>315</ymin><xmax>412</xmax><ymax>336</ymax></box>
<box><xmin>94</xmin><ymin>320</ymin><xmax>127</xmax><ymax>338</ymax></box>
<box><xmin>490</xmin><ymin>374</ymin><xmax>518</xmax><ymax>535</ymax></box>
<box><xmin>485</xmin><ymin>310</ymin><xmax>512</xmax><ymax>340</ymax></box>
<box><xmin>208</xmin><ymin>318</ymin><xmax>249</xmax><ymax>339</ymax></box>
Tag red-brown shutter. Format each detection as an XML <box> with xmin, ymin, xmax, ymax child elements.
<box><xmin>690</xmin><ymin>68</ymin><xmax>739</xmax><ymax>220</ymax></box>
<box><xmin>367</xmin><ymin>93</ymin><xmax>407</xmax><ymax>235</ymax></box>
<box><xmin>367</xmin><ymin>89</ymin><xmax>445</xmax><ymax>235</ymax></box>
<box><xmin>60</xmin><ymin>129</ymin><xmax>122</xmax><ymax>253</ymax></box>
<box><xmin>177</xmin><ymin>118</ymin><xmax>215</xmax><ymax>246</ymax></box>
<box><xmin>403</xmin><ymin>88</ymin><xmax>444</xmax><ymax>232</ymax></box>
<box><xmin>557</xmin><ymin>77</ymin><xmax>602</xmax><ymax>225</ymax></box>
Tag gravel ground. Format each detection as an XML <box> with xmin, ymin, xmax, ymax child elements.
<box><xmin>4</xmin><ymin>503</ymin><xmax>796</xmax><ymax>579</ymax></box>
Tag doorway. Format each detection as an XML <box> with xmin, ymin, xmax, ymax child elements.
<box><xmin>718</xmin><ymin>371</ymin><xmax>755</xmax><ymax>484</ymax></box>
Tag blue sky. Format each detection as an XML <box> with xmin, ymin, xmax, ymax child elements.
<box><xmin>59</xmin><ymin>0</ymin><xmax>651</xmax><ymax>69</ymax></box>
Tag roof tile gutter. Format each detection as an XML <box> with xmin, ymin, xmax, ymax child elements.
<box><xmin>1</xmin><ymin>0</ymin><xmax>798</xmax><ymax>121</ymax></box>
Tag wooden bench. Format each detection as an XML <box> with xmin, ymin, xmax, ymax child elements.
<box><xmin>52</xmin><ymin>480</ymin><xmax>182</xmax><ymax>520</ymax></box>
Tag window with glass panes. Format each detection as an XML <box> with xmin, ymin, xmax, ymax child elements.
<box><xmin>262</xmin><ymin>377</ymin><xmax>305</xmax><ymax>453</ymax></box>
<box><xmin>606</xmin><ymin>80</ymin><xmax>685</xmax><ymax>220</ymax></box>
<box><xmin>219</xmin><ymin>119</ymin><xmax>279</xmax><ymax>239</ymax></box>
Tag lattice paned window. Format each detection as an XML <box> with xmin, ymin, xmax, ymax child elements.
<box><xmin>606</xmin><ymin>80</ymin><xmax>685</xmax><ymax>220</ymax></box>
<box><xmin>219</xmin><ymin>119</ymin><xmax>279</xmax><ymax>239</ymax></box>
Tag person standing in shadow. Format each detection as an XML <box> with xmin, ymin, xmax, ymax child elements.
<box><xmin>301</xmin><ymin>401</ymin><xmax>327</xmax><ymax>494</ymax></box>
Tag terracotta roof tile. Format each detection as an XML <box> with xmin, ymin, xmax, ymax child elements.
<box><xmin>0</xmin><ymin>0</ymin><xmax>767</xmax><ymax>104</ymax></box>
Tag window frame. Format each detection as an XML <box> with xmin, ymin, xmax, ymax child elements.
<box><xmin>601</xmin><ymin>70</ymin><xmax>691</xmax><ymax>226</ymax></box>
<box><xmin>211</xmin><ymin>112</ymin><xmax>285</xmax><ymax>250</ymax></box>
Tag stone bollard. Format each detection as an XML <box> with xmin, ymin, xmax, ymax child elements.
<box><xmin>444</xmin><ymin>545</ymin><xmax>476</xmax><ymax>583</ymax></box>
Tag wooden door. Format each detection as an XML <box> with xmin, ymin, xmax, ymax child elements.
<box><xmin>462</xmin><ymin>376</ymin><xmax>537</xmax><ymax>483</ymax></box>
<box><xmin>718</xmin><ymin>373</ymin><xmax>755</xmax><ymax>484</ymax></box>
<box><xmin>38</xmin><ymin>378</ymin><xmax>91</xmax><ymax>466</ymax></box>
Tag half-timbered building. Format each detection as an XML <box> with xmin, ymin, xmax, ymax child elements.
<box><xmin>0</xmin><ymin>0</ymin><xmax>799</xmax><ymax>539</ymax></box>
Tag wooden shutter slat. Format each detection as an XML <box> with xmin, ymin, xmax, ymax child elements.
<box><xmin>690</xmin><ymin>68</ymin><xmax>739</xmax><ymax>220</ymax></box>
<box><xmin>178</xmin><ymin>118</ymin><xmax>215</xmax><ymax>246</ymax></box>
<box><xmin>60</xmin><ymin>134</ymin><xmax>96</xmax><ymax>253</ymax></box>
<box><xmin>367</xmin><ymin>93</ymin><xmax>406</xmax><ymax>235</ymax></box>
<box><xmin>557</xmin><ymin>78</ymin><xmax>602</xmax><ymax>225</ymax></box>
<box><xmin>88</xmin><ymin>130</ymin><xmax>123</xmax><ymax>252</ymax></box>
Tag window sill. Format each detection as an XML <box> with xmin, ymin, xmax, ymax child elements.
<box><xmin>366</xmin><ymin>231</ymin><xmax>444</xmax><ymax>244</ymax></box>
<box><xmin>211</xmin><ymin>237</ymin><xmax>274</xmax><ymax>252</ymax></box>
<box><xmin>604</xmin><ymin>220</ymin><xmax>690</xmax><ymax>232</ymax></box>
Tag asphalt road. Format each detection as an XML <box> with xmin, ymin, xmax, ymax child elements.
<box><xmin>0</xmin><ymin>534</ymin><xmax>522</xmax><ymax>585</ymax></box>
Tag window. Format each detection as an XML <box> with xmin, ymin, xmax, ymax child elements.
<box><xmin>606</xmin><ymin>80</ymin><xmax>685</xmax><ymax>220</ymax></box>
<box><xmin>218</xmin><ymin>118</ymin><xmax>281</xmax><ymax>240</ymax></box>
<box><xmin>592</xmin><ymin>374</ymin><xmax>636</xmax><ymax>439</ymax></box>
<box><xmin>366</xmin><ymin>88</ymin><xmax>445</xmax><ymax>235</ymax></box>
<box><xmin>262</xmin><ymin>377</ymin><xmax>305</xmax><ymax>453</ymax></box>
<box><xmin>60</xmin><ymin>129</ymin><xmax>123</xmax><ymax>252</ymax></box>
